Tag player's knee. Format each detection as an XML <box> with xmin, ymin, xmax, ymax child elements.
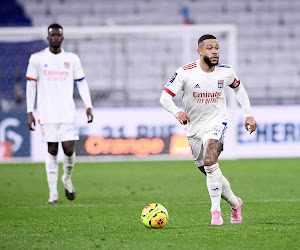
<box><xmin>48</xmin><ymin>147</ymin><xmax>58</xmax><ymax>156</ymax></box>
<box><xmin>63</xmin><ymin>148</ymin><xmax>74</xmax><ymax>157</ymax></box>
<box><xmin>48</xmin><ymin>142</ymin><xmax>58</xmax><ymax>156</ymax></box>
<box><xmin>203</xmin><ymin>158</ymin><xmax>215</xmax><ymax>167</ymax></box>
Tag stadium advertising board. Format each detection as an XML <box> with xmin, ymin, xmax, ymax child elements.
<box><xmin>28</xmin><ymin>106</ymin><xmax>300</xmax><ymax>161</ymax></box>
<box><xmin>0</xmin><ymin>112</ymin><xmax>30</xmax><ymax>159</ymax></box>
<box><xmin>75</xmin><ymin>108</ymin><xmax>186</xmax><ymax>158</ymax></box>
<box><xmin>30</xmin><ymin>108</ymin><xmax>192</xmax><ymax>161</ymax></box>
<box><xmin>236</xmin><ymin>106</ymin><xmax>300</xmax><ymax>158</ymax></box>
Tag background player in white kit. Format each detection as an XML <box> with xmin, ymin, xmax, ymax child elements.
<box><xmin>160</xmin><ymin>34</ymin><xmax>257</xmax><ymax>225</ymax></box>
<box><xmin>26</xmin><ymin>23</ymin><xmax>94</xmax><ymax>204</ymax></box>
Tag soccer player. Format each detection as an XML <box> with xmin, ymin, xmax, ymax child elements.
<box><xmin>26</xmin><ymin>23</ymin><xmax>94</xmax><ymax>204</ymax></box>
<box><xmin>160</xmin><ymin>34</ymin><xmax>257</xmax><ymax>225</ymax></box>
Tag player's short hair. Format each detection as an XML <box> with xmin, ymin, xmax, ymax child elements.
<box><xmin>48</xmin><ymin>23</ymin><xmax>63</xmax><ymax>34</ymax></box>
<box><xmin>198</xmin><ymin>34</ymin><xmax>217</xmax><ymax>46</ymax></box>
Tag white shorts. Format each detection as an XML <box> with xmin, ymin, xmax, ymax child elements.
<box><xmin>188</xmin><ymin>122</ymin><xmax>227</xmax><ymax>168</ymax></box>
<box><xmin>40</xmin><ymin>122</ymin><xmax>79</xmax><ymax>142</ymax></box>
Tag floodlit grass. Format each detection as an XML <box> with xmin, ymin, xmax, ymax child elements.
<box><xmin>0</xmin><ymin>159</ymin><xmax>300</xmax><ymax>249</ymax></box>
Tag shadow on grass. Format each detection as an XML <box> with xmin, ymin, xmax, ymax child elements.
<box><xmin>252</xmin><ymin>221</ymin><xmax>300</xmax><ymax>226</ymax></box>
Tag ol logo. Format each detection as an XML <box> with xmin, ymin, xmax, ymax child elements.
<box><xmin>218</xmin><ymin>80</ymin><xmax>224</xmax><ymax>89</ymax></box>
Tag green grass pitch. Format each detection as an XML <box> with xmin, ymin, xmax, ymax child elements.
<box><xmin>0</xmin><ymin>158</ymin><xmax>300</xmax><ymax>249</ymax></box>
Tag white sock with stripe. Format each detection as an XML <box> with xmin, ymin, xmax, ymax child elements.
<box><xmin>204</xmin><ymin>163</ymin><xmax>222</xmax><ymax>212</ymax></box>
<box><xmin>221</xmin><ymin>175</ymin><xmax>239</xmax><ymax>209</ymax></box>
<box><xmin>45</xmin><ymin>153</ymin><xmax>58</xmax><ymax>197</ymax></box>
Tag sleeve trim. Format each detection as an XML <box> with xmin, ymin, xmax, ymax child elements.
<box><xmin>163</xmin><ymin>87</ymin><xmax>176</xmax><ymax>97</ymax></box>
<box><xmin>26</xmin><ymin>77</ymin><xmax>37</xmax><ymax>81</ymax></box>
<box><xmin>74</xmin><ymin>76</ymin><xmax>85</xmax><ymax>82</ymax></box>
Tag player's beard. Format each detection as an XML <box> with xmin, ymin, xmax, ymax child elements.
<box><xmin>52</xmin><ymin>45</ymin><xmax>60</xmax><ymax>50</ymax></box>
<box><xmin>203</xmin><ymin>55</ymin><xmax>218</xmax><ymax>67</ymax></box>
<box><xmin>50</xmin><ymin>40</ymin><xmax>62</xmax><ymax>50</ymax></box>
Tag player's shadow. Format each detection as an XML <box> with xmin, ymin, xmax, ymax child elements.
<box><xmin>254</xmin><ymin>221</ymin><xmax>299</xmax><ymax>226</ymax></box>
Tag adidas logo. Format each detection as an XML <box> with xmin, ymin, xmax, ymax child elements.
<box><xmin>44</xmin><ymin>64</ymin><xmax>48</xmax><ymax>67</ymax></box>
<box><xmin>194</xmin><ymin>84</ymin><xmax>200</xmax><ymax>88</ymax></box>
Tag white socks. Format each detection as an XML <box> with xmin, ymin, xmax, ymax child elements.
<box><xmin>205</xmin><ymin>163</ymin><xmax>239</xmax><ymax>211</ymax></box>
<box><xmin>204</xmin><ymin>163</ymin><xmax>222</xmax><ymax>212</ymax></box>
<box><xmin>222</xmin><ymin>175</ymin><xmax>239</xmax><ymax>209</ymax></box>
<box><xmin>45</xmin><ymin>153</ymin><xmax>58</xmax><ymax>197</ymax></box>
<box><xmin>45</xmin><ymin>152</ymin><xmax>75</xmax><ymax>198</ymax></box>
<box><xmin>62</xmin><ymin>153</ymin><xmax>75</xmax><ymax>182</ymax></box>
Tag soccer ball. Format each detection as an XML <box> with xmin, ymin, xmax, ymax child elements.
<box><xmin>141</xmin><ymin>203</ymin><xmax>168</xmax><ymax>229</ymax></box>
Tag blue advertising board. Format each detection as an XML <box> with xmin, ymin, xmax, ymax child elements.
<box><xmin>0</xmin><ymin>112</ymin><xmax>30</xmax><ymax>157</ymax></box>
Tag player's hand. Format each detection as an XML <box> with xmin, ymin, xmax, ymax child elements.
<box><xmin>86</xmin><ymin>108</ymin><xmax>93</xmax><ymax>123</ymax></box>
<box><xmin>27</xmin><ymin>112</ymin><xmax>36</xmax><ymax>131</ymax></box>
<box><xmin>245</xmin><ymin>116</ymin><xmax>257</xmax><ymax>134</ymax></box>
<box><xmin>175</xmin><ymin>111</ymin><xmax>190</xmax><ymax>125</ymax></box>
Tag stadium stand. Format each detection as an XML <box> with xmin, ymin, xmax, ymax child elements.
<box><xmin>0</xmin><ymin>0</ymin><xmax>31</xmax><ymax>27</ymax></box>
<box><xmin>0</xmin><ymin>40</ymin><xmax>46</xmax><ymax>111</ymax></box>
<box><xmin>0</xmin><ymin>0</ymin><xmax>34</xmax><ymax>111</ymax></box>
<box><xmin>1</xmin><ymin>0</ymin><xmax>300</xmax><ymax>110</ymax></box>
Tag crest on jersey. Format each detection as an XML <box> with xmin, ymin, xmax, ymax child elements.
<box><xmin>218</xmin><ymin>80</ymin><xmax>224</xmax><ymax>89</ymax></box>
<box><xmin>64</xmin><ymin>62</ymin><xmax>70</xmax><ymax>68</ymax></box>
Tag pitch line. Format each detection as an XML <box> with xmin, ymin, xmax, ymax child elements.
<box><xmin>3</xmin><ymin>198</ymin><xmax>300</xmax><ymax>209</ymax></box>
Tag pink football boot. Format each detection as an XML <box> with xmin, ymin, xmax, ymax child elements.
<box><xmin>231</xmin><ymin>197</ymin><xmax>243</xmax><ymax>223</ymax></box>
<box><xmin>211</xmin><ymin>209</ymin><xmax>224</xmax><ymax>225</ymax></box>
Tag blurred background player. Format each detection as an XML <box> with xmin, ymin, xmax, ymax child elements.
<box><xmin>26</xmin><ymin>23</ymin><xmax>94</xmax><ymax>204</ymax></box>
<box><xmin>160</xmin><ymin>34</ymin><xmax>257</xmax><ymax>225</ymax></box>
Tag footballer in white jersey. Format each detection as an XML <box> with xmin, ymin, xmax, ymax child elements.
<box><xmin>26</xmin><ymin>47</ymin><xmax>87</xmax><ymax>124</ymax></box>
<box><xmin>26</xmin><ymin>23</ymin><xmax>94</xmax><ymax>205</ymax></box>
<box><xmin>163</xmin><ymin>59</ymin><xmax>240</xmax><ymax>138</ymax></box>
<box><xmin>160</xmin><ymin>34</ymin><xmax>257</xmax><ymax>226</ymax></box>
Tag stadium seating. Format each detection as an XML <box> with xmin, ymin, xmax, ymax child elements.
<box><xmin>0</xmin><ymin>0</ymin><xmax>31</xmax><ymax>27</ymax></box>
<box><xmin>0</xmin><ymin>41</ymin><xmax>46</xmax><ymax>110</ymax></box>
<box><xmin>1</xmin><ymin>0</ymin><xmax>300</xmax><ymax>108</ymax></box>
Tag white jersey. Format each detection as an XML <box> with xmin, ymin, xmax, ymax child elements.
<box><xmin>163</xmin><ymin>59</ymin><xmax>240</xmax><ymax>137</ymax></box>
<box><xmin>26</xmin><ymin>47</ymin><xmax>85</xmax><ymax>124</ymax></box>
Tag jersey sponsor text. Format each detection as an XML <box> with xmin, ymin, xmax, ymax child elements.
<box><xmin>193</xmin><ymin>91</ymin><xmax>222</xmax><ymax>104</ymax></box>
<box><xmin>43</xmin><ymin>70</ymin><xmax>69</xmax><ymax>81</ymax></box>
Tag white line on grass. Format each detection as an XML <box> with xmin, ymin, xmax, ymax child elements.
<box><xmin>3</xmin><ymin>198</ymin><xmax>300</xmax><ymax>209</ymax></box>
